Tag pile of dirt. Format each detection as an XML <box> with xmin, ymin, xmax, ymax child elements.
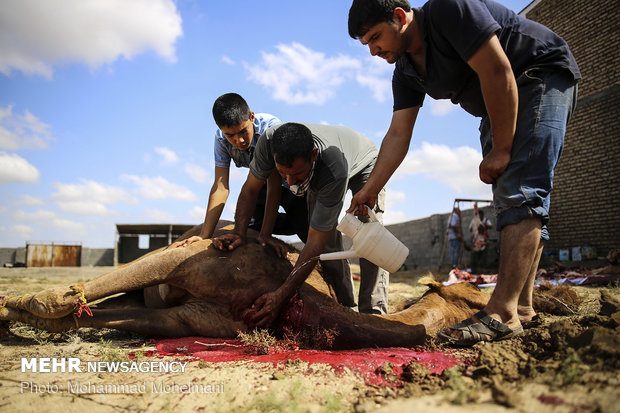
<box><xmin>377</xmin><ymin>287</ymin><xmax>620</xmax><ymax>412</ymax></box>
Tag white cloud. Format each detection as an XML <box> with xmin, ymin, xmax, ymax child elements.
<box><xmin>0</xmin><ymin>0</ymin><xmax>183</xmax><ymax>78</ymax></box>
<box><xmin>0</xmin><ymin>105</ymin><xmax>55</xmax><ymax>150</ymax></box>
<box><xmin>154</xmin><ymin>146</ymin><xmax>179</xmax><ymax>165</ymax></box>
<box><xmin>395</xmin><ymin>141</ymin><xmax>490</xmax><ymax>195</ymax></box>
<box><xmin>246</xmin><ymin>43</ymin><xmax>396</xmax><ymax>105</ymax></box>
<box><xmin>375</xmin><ymin>130</ymin><xmax>387</xmax><ymax>139</ymax></box>
<box><xmin>355</xmin><ymin>56</ymin><xmax>392</xmax><ymax>103</ymax></box>
<box><xmin>14</xmin><ymin>209</ymin><xmax>87</xmax><ymax>237</ymax></box>
<box><xmin>383</xmin><ymin>209</ymin><xmax>408</xmax><ymax>225</ymax></box>
<box><xmin>184</xmin><ymin>163</ymin><xmax>210</xmax><ymax>183</ymax></box>
<box><xmin>122</xmin><ymin>175</ymin><xmax>197</xmax><ymax>201</ymax></box>
<box><xmin>385</xmin><ymin>189</ymin><xmax>406</xmax><ymax>210</ymax></box>
<box><xmin>50</xmin><ymin>179</ymin><xmax>136</xmax><ymax>216</ymax></box>
<box><xmin>229</xmin><ymin>167</ymin><xmax>249</xmax><ymax>182</ymax></box>
<box><xmin>10</xmin><ymin>224</ymin><xmax>34</xmax><ymax>239</ymax></box>
<box><xmin>15</xmin><ymin>194</ymin><xmax>44</xmax><ymax>206</ymax></box>
<box><xmin>0</xmin><ymin>152</ymin><xmax>40</xmax><ymax>184</ymax></box>
<box><xmin>221</xmin><ymin>56</ymin><xmax>235</xmax><ymax>65</ymax></box>
<box><xmin>246</xmin><ymin>42</ymin><xmax>361</xmax><ymax>104</ymax></box>
<box><xmin>189</xmin><ymin>205</ymin><xmax>206</xmax><ymax>221</ymax></box>
<box><xmin>429</xmin><ymin>98</ymin><xmax>456</xmax><ymax>116</ymax></box>
<box><xmin>142</xmin><ymin>208</ymin><xmax>176</xmax><ymax>222</ymax></box>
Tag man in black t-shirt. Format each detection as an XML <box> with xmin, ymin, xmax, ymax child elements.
<box><xmin>347</xmin><ymin>0</ymin><xmax>579</xmax><ymax>345</ymax></box>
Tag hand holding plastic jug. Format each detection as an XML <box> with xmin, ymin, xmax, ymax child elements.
<box><xmin>319</xmin><ymin>206</ymin><xmax>409</xmax><ymax>273</ymax></box>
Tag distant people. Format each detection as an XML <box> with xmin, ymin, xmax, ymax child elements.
<box><xmin>213</xmin><ymin>122</ymin><xmax>389</xmax><ymax>324</ymax></box>
<box><xmin>469</xmin><ymin>203</ymin><xmax>492</xmax><ymax>273</ymax></box>
<box><xmin>447</xmin><ymin>207</ymin><xmax>462</xmax><ymax>268</ymax></box>
<box><xmin>469</xmin><ymin>203</ymin><xmax>492</xmax><ymax>252</ymax></box>
<box><xmin>170</xmin><ymin>93</ymin><xmax>308</xmax><ymax>249</ymax></box>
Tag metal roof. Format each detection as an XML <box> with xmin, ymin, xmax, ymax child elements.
<box><xmin>115</xmin><ymin>224</ymin><xmax>195</xmax><ymax>235</ymax></box>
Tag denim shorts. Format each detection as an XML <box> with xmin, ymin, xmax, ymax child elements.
<box><xmin>479</xmin><ymin>68</ymin><xmax>578</xmax><ymax>240</ymax></box>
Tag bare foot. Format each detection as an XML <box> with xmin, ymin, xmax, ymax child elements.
<box><xmin>517</xmin><ymin>305</ymin><xmax>537</xmax><ymax>323</ymax></box>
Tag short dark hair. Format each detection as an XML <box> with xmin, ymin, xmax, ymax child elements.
<box><xmin>348</xmin><ymin>0</ymin><xmax>412</xmax><ymax>39</ymax></box>
<box><xmin>212</xmin><ymin>93</ymin><xmax>251</xmax><ymax>128</ymax></box>
<box><xmin>270</xmin><ymin>123</ymin><xmax>315</xmax><ymax>167</ymax></box>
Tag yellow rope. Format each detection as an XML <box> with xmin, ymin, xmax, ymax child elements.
<box><xmin>17</xmin><ymin>293</ymin><xmax>31</xmax><ymax>308</ymax></box>
<box><xmin>70</xmin><ymin>284</ymin><xmax>87</xmax><ymax>305</ymax></box>
<box><xmin>0</xmin><ymin>294</ymin><xmax>17</xmax><ymax>310</ymax></box>
<box><xmin>70</xmin><ymin>284</ymin><xmax>92</xmax><ymax>318</ymax></box>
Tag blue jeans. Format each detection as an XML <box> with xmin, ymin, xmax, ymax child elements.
<box><xmin>449</xmin><ymin>239</ymin><xmax>461</xmax><ymax>267</ymax></box>
<box><xmin>479</xmin><ymin>69</ymin><xmax>578</xmax><ymax>240</ymax></box>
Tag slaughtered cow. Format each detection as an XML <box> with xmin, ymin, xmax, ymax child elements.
<box><xmin>0</xmin><ymin>223</ymin><xmax>490</xmax><ymax>349</ymax></box>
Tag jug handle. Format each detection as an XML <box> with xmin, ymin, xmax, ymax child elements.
<box><xmin>350</xmin><ymin>205</ymin><xmax>379</xmax><ymax>222</ymax></box>
<box><xmin>364</xmin><ymin>205</ymin><xmax>379</xmax><ymax>223</ymax></box>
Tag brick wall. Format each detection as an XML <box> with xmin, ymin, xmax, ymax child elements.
<box><xmin>523</xmin><ymin>0</ymin><xmax>620</xmax><ymax>256</ymax></box>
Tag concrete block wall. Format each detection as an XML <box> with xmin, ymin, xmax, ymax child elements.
<box><xmin>81</xmin><ymin>248</ymin><xmax>114</xmax><ymax>267</ymax></box>
<box><xmin>0</xmin><ymin>248</ymin><xmax>26</xmax><ymax>266</ymax></box>
<box><xmin>523</xmin><ymin>0</ymin><xmax>620</xmax><ymax>256</ymax></box>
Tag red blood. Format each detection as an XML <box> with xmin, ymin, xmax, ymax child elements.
<box><xmin>153</xmin><ymin>337</ymin><xmax>462</xmax><ymax>386</ymax></box>
<box><xmin>537</xmin><ymin>395</ymin><xmax>565</xmax><ymax>406</ymax></box>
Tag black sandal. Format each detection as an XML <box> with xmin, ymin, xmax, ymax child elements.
<box><xmin>437</xmin><ymin>310</ymin><xmax>524</xmax><ymax>346</ymax></box>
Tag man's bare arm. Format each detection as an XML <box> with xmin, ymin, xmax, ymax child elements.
<box><xmin>201</xmin><ymin>166</ymin><xmax>230</xmax><ymax>238</ymax></box>
<box><xmin>250</xmin><ymin>226</ymin><xmax>330</xmax><ymax>327</ymax></box>
<box><xmin>468</xmin><ymin>34</ymin><xmax>518</xmax><ymax>184</ymax></box>
<box><xmin>348</xmin><ymin>106</ymin><xmax>419</xmax><ymax>214</ymax></box>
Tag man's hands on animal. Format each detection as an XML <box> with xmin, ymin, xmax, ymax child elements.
<box><xmin>212</xmin><ymin>233</ymin><xmax>244</xmax><ymax>251</ymax></box>
<box><xmin>479</xmin><ymin>146</ymin><xmax>511</xmax><ymax>184</ymax></box>
<box><xmin>166</xmin><ymin>235</ymin><xmax>203</xmax><ymax>249</ymax></box>
<box><xmin>249</xmin><ymin>290</ymin><xmax>285</xmax><ymax>327</ymax></box>
<box><xmin>257</xmin><ymin>234</ymin><xmax>289</xmax><ymax>258</ymax></box>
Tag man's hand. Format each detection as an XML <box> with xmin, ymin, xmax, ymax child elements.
<box><xmin>479</xmin><ymin>147</ymin><xmax>511</xmax><ymax>184</ymax></box>
<box><xmin>347</xmin><ymin>186</ymin><xmax>377</xmax><ymax>217</ymax></box>
<box><xmin>212</xmin><ymin>233</ymin><xmax>244</xmax><ymax>251</ymax></box>
<box><xmin>249</xmin><ymin>290</ymin><xmax>285</xmax><ymax>328</ymax></box>
<box><xmin>166</xmin><ymin>235</ymin><xmax>203</xmax><ymax>250</ymax></box>
<box><xmin>257</xmin><ymin>234</ymin><xmax>289</xmax><ymax>258</ymax></box>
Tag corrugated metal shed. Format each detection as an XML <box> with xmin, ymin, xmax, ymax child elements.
<box><xmin>114</xmin><ymin>224</ymin><xmax>195</xmax><ymax>265</ymax></box>
<box><xmin>25</xmin><ymin>242</ymin><xmax>82</xmax><ymax>267</ymax></box>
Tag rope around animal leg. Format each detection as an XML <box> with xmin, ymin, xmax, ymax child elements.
<box><xmin>70</xmin><ymin>284</ymin><xmax>92</xmax><ymax>318</ymax></box>
<box><xmin>0</xmin><ymin>295</ymin><xmax>17</xmax><ymax>310</ymax></box>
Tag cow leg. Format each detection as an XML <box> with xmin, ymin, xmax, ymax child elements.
<box><xmin>1</xmin><ymin>240</ymin><xmax>214</xmax><ymax>319</ymax></box>
<box><xmin>1</xmin><ymin>300</ymin><xmax>247</xmax><ymax>338</ymax></box>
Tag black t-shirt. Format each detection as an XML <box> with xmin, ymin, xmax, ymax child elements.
<box><xmin>392</xmin><ymin>0</ymin><xmax>581</xmax><ymax>117</ymax></box>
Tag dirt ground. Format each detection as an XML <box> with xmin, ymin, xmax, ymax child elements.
<box><xmin>1</xmin><ymin>265</ymin><xmax>619</xmax><ymax>413</ymax></box>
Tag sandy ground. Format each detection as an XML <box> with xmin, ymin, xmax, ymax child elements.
<box><xmin>0</xmin><ymin>265</ymin><xmax>619</xmax><ymax>413</ymax></box>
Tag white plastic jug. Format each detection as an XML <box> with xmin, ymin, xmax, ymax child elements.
<box><xmin>319</xmin><ymin>207</ymin><xmax>409</xmax><ymax>273</ymax></box>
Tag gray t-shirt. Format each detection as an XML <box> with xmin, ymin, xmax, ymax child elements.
<box><xmin>250</xmin><ymin>123</ymin><xmax>378</xmax><ymax>231</ymax></box>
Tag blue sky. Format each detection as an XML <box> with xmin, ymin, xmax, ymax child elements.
<box><xmin>0</xmin><ymin>0</ymin><xmax>532</xmax><ymax>247</ymax></box>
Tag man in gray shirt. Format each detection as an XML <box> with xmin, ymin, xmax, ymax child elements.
<box><xmin>213</xmin><ymin>122</ymin><xmax>388</xmax><ymax>326</ymax></box>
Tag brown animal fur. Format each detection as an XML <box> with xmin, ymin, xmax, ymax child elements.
<box><xmin>1</xmin><ymin>223</ymin><xmax>489</xmax><ymax>349</ymax></box>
